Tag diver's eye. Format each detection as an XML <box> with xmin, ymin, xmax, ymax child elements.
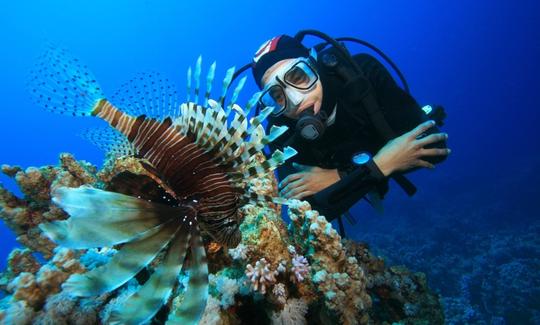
<box><xmin>269</xmin><ymin>86</ymin><xmax>286</xmax><ymax>107</ymax></box>
<box><xmin>285</xmin><ymin>66</ymin><xmax>309</xmax><ymax>87</ymax></box>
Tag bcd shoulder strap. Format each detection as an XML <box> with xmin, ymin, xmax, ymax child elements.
<box><xmin>325</xmin><ymin>50</ymin><xmax>418</xmax><ymax>196</ymax></box>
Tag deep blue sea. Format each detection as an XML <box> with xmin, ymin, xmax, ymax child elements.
<box><xmin>1</xmin><ymin>0</ymin><xmax>539</xmax><ymax>323</ymax></box>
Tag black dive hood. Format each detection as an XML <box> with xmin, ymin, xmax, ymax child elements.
<box><xmin>227</xmin><ymin>29</ymin><xmax>411</xmax><ymax>141</ymax></box>
<box><xmin>266</xmin><ymin>58</ymin><xmax>339</xmax><ymax>143</ymax></box>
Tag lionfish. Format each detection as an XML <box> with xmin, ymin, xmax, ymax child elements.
<box><xmin>29</xmin><ymin>47</ymin><xmax>296</xmax><ymax>324</ymax></box>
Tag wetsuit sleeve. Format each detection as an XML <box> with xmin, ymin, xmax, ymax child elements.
<box><xmin>306</xmin><ymin>158</ymin><xmax>386</xmax><ymax>221</ymax></box>
<box><xmin>353</xmin><ymin>53</ymin><xmax>448</xmax><ymax>164</ymax></box>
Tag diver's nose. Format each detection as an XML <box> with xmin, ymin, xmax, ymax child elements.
<box><xmin>285</xmin><ymin>88</ymin><xmax>303</xmax><ymax>106</ymax></box>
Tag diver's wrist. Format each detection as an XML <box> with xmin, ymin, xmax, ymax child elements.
<box><xmin>372</xmin><ymin>155</ymin><xmax>393</xmax><ymax>177</ymax></box>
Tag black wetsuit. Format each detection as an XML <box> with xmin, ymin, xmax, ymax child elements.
<box><xmin>267</xmin><ymin>52</ymin><xmax>447</xmax><ymax>220</ymax></box>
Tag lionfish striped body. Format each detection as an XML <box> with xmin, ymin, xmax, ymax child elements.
<box><xmin>29</xmin><ymin>47</ymin><xmax>295</xmax><ymax>325</ymax></box>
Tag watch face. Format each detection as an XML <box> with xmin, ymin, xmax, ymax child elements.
<box><xmin>352</xmin><ymin>152</ymin><xmax>371</xmax><ymax>165</ymax></box>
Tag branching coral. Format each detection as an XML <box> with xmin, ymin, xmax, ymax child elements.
<box><xmin>287</xmin><ymin>200</ymin><xmax>371</xmax><ymax>325</ymax></box>
<box><xmin>290</xmin><ymin>254</ymin><xmax>310</xmax><ymax>284</ymax></box>
<box><xmin>245</xmin><ymin>258</ymin><xmax>278</xmax><ymax>295</ymax></box>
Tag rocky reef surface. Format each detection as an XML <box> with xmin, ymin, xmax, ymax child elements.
<box><xmin>0</xmin><ymin>153</ymin><xmax>443</xmax><ymax>324</ymax></box>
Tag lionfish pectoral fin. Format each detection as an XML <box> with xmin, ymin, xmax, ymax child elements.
<box><xmin>108</xmin><ymin>223</ymin><xmax>192</xmax><ymax>325</ymax></box>
<box><xmin>62</xmin><ymin>219</ymin><xmax>181</xmax><ymax>297</ymax></box>
<box><xmin>41</xmin><ymin>186</ymin><xmax>178</xmax><ymax>248</ymax></box>
<box><xmin>167</xmin><ymin>224</ymin><xmax>209</xmax><ymax>325</ymax></box>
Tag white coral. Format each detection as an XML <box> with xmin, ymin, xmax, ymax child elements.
<box><xmin>199</xmin><ymin>296</ymin><xmax>225</xmax><ymax>325</ymax></box>
<box><xmin>277</xmin><ymin>260</ymin><xmax>287</xmax><ymax>274</ymax></box>
<box><xmin>215</xmin><ymin>275</ymin><xmax>239</xmax><ymax>308</ymax></box>
<box><xmin>272</xmin><ymin>283</ymin><xmax>287</xmax><ymax>305</ymax></box>
<box><xmin>228</xmin><ymin>243</ymin><xmax>249</xmax><ymax>261</ymax></box>
<box><xmin>245</xmin><ymin>258</ymin><xmax>277</xmax><ymax>294</ymax></box>
<box><xmin>271</xmin><ymin>298</ymin><xmax>308</xmax><ymax>325</ymax></box>
<box><xmin>290</xmin><ymin>255</ymin><xmax>310</xmax><ymax>283</ymax></box>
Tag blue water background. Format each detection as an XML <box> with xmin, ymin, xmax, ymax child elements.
<box><xmin>1</xmin><ymin>0</ymin><xmax>539</xmax><ymax>322</ymax></box>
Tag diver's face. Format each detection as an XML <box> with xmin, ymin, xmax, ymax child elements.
<box><xmin>261</xmin><ymin>58</ymin><xmax>323</xmax><ymax>119</ymax></box>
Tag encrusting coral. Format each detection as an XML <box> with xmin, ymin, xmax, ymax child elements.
<box><xmin>1</xmin><ymin>152</ymin><xmax>444</xmax><ymax>324</ymax></box>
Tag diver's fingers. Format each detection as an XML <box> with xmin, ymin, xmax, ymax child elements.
<box><xmin>286</xmin><ymin>185</ymin><xmax>306</xmax><ymax>199</ymax></box>
<box><xmin>420</xmin><ymin>148</ymin><xmax>452</xmax><ymax>156</ymax></box>
<box><xmin>416</xmin><ymin>159</ymin><xmax>435</xmax><ymax>169</ymax></box>
<box><xmin>279</xmin><ymin>173</ymin><xmax>302</xmax><ymax>189</ymax></box>
<box><xmin>408</xmin><ymin>120</ymin><xmax>436</xmax><ymax>139</ymax></box>
<box><xmin>289</xmin><ymin>189</ymin><xmax>314</xmax><ymax>200</ymax></box>
<box><xmin>282</xmin><ymin>184</ymin><xmax>307</xmax><ymax>199</ymax></box>
<box><xmin>416</xmin><ymin>133</ymin><xmax>447</xmax><ymax>147</ymax></box>
<box><xmin>280</xmin><ymin>178</ymin><xmax>305</xmax><ymax>197</ymax></box>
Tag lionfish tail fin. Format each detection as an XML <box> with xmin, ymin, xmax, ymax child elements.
<box><xmin>28</xmin><ymin>45</ymin><xmax>105</xmax><ymax>116</ymax></box>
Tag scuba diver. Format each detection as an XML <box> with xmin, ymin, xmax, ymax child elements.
<box><xmin>234</xmin><ymin>30</ymin><xmax>450</xmax><ymax>233</ymax></box>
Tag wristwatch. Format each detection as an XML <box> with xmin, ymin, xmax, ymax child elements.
<box><xmin>352</xmin><ymin>152</ymin><xmax>371</xmax><ymax>166</ymax></box>
<box><xmin>351</xmin><ymin>151</ymin><xmax>385</xmax><ymax>180</ymax></box>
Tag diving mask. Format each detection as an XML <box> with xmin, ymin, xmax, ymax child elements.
<box><xmin>258</xmin><ymin>58</ymin><xmax>319</xmax><ymax>116</ymax></box>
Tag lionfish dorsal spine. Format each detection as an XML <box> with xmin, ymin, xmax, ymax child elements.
<box><xmin>218</xmin><ymin>66</ymin><xmax>235</xmax><ymax>106</ymax></box>
<box><xmin>227</xmin><ymin>75</ymin><xmax>247</xmax><ymax>109</ymax></box>
<box><xmin>186</xmin><ymin>66</ymin><xmax>192</xmax><ymax>102</ymax></box>
<box><xmin>193</xmin><ymin>56</ymin><xmax>202</xmax><ymax>105</ymax></box>
<box><xmin>203</xmin><ymin>61</ymin><xmax>217</xmax><ymax>108</ymax></box>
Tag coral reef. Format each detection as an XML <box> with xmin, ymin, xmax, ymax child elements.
<box><xmin>357</xmin><ymin>208</ymin><xmax>540</xmax><ymax>324</ymax></box>
<box><xmin>0</xmin><ymin>153</ymin><xmax>444</xmax><ymax>324</ymax></box>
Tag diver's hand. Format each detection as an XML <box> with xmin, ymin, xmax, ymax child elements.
<box><xmin>278</xmin><ymin>163</ymin><xmax>341</xmax><ymax>200</ymax></box>
<box><xmin>373</xmin><ymin>120</ymin><xmax>451</xmax><ymax>176</ymax></box>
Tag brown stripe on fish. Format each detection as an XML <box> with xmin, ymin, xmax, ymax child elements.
<box><xmin>157</xmin><ymin>137</ymin><xmax>197</xmax><ymax>175</ymax></box>
<box><xmin>135</xmin><ymin>118</ymin><xmax>173</xmax><ymax>158</ymax></box>
<box><xmin>127</xmin><ymin>115</ymin><xmax>148</xmax><ymax>142</ymax></box>
<box><xmin>144</xmin><ymin>125</ymin><xmax>180</xmax><ymax>163</ymax></box>
<box><xmin>92</xmin><ymin>100</ymin><xmax>141</xmax><ymax>139</ymax></box>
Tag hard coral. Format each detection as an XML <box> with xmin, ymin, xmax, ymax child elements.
<box><xmin>287</xmin><ymin>200</ymin><xmax>371</xmax><ymax>325</ymax></box>
<box><xmin>245</xmin><ymin>258</ymin><xmax>278</xmax><ymax>295</ymax></box>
